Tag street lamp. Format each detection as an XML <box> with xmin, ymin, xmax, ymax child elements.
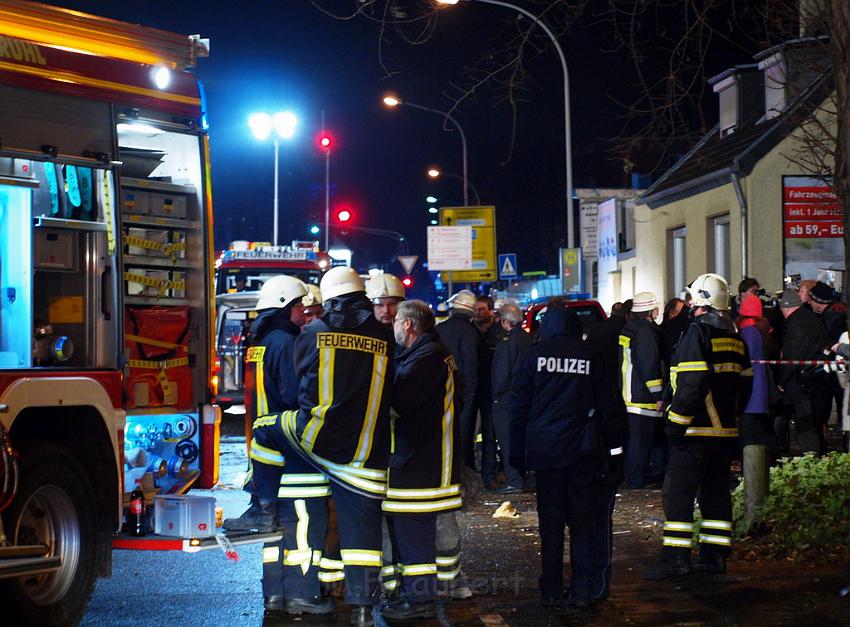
<box><xmin>427</xmin><ymin>167</ymin><xmax>481</xmax><ymax>205</ymax></box>
<box><xmin>383</xmin><ymin>93</ymin><xmax>471</xmax><ymax>207</ymax></box>
<box><xmin>249</xmin><ymin>111</ymin><xmax>298</xmax><ymax>246</ymax></box>
<box><xmin>436</xmin><ymin>0</ymin><xmax>574</xmax><ymax>247</ymax></box>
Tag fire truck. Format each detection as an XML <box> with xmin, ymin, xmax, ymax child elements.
<box><xmin>212</xmin><ymin>241</ymin><xmax>329</xmax><ymax>408</ymax></box>
<box><xmin>0</xmin><ymin>3</ymin><xmax>243</xmax><ymax>624</ymax></box>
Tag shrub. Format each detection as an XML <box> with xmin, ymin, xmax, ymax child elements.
<box><xmin>732</xmin><ymin>452</ymin><xmax>850</xmax><ymax>551</ymax></box>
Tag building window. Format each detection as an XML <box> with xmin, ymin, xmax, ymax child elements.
<box><xmin>667</xmin><ymin>226</ymin><xmax>687</xmax><ymax>299</ymax></box>
<box><xmin>718</xmin><ymin>84</ymin><xmax>737</xmax><ymax>137</ymax></box>
<box><xmin>759</xmin><ymin>54</ymin><xmax>786</xmax><ymax>119</ymax></box>
<box><xmin>708</xmin><ymin>214</ymin><xmax>731</xmax><ymax>280</ymax></box>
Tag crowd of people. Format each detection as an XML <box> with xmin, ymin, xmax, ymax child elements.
<box><xmin>220</xmin><ymin>266</ymin><xmax>848</xmax><ymax>623</ymax></box>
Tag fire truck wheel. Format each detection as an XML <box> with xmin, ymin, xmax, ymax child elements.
<box><xmin>1</xmin><ymin>444</ymin><xmax>97</xmax><ymax>626</ymax></box>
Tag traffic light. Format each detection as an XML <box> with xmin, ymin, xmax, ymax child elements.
<box><xmin>401</xmin><ymin>275</ymin><xmax>413</xmax><ymax>288</ymax></box>
<box><xmin>309</xmin><ymin>225</ymin><xmax>320</xmax><ymax>235</ymax></box>
<box><xmin>336</xmin><ymin>208</ymin><xmax>352</xmax><ymax>223</ymax></box>
<box><xmin>318</xmin><ymin>133</ymin><xmax>333</xmax><ymax>152</ymax></box>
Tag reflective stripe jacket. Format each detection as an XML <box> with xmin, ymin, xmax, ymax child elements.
<box><xmin>245</xmin><ymin>310</ymin><xmax>301</xmax><ymax>423</ymax></box>
<box><xmin>383</xmin><ymin>330</ymin><xmax>462</xmax><ymax>515</ymax></box>
<box><xmin>667</xmin><ymin>312</ymin><xmax>753</xmax><ymax>439</ymax></box>
<box><xmin>618</xmin><ymin>318</ymin><xmax>665</xmax><ymax>417</ymax></box>
<box><xmin>288</xmin><ymin>293</ymin><xmax>395</xmax><ymax>498</ymax></box>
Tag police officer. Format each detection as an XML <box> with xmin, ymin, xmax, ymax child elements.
<box><xmin>644</xmin><ymin>274</ymin><xmax>753</xmax><ymax>580</ymax></box>
<box><xmin>619</xmin><ymin>291</ymin><xmax>666</xmax><ymax>489</ymax></box>
<box><xmin>365</xmin><ymin>272</ymin><xmax>405</xmax><ymax>325</ymax></box>
<box><xmin>510</xmin><ymin>303</ymin><xmax>623</xmax><ymax>608</ymax></box>
<box><xmin>381</xmin><ymin>300</ymin><xmax>462</xmax><ymax>621</ymax></box>
<box><xmin>226</xmin><ymin>267</ymin><xmax>395</xmax><ymax>626</ymax></box>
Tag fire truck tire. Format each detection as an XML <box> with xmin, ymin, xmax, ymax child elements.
<box><xmin>1</xmin><ymin>444</ymin><xmax>97</xmax><ymax>627</ymax></box>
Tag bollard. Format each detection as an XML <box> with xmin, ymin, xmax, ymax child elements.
<box><xmin>743</xmin><ymin>444</ymin><xmax>769</xmax><ymax>529</ymax></box>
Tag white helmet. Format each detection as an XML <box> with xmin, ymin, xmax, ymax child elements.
<box><xmin>687</xmin><ymin>273</ymin><xmax>730</xmax><ymax>310</ymax></box>
<box><xmin>255</xmin><ymin>275</ymin><xmax>308</xmax><ymax>310</ymax></box>
<box><xmin>302</xmin><ymin>284</ymin><xmax>322</xmax><ymax>308</ymax></box>
<box><xmin>448</xmin><ymin>289</ymin><xmax>476</xmax><ymax>313</ymax></box>
<box><xmin>320</xmin><ymin>266</ymin><xmax>365</xmax><ymax>302</ymax></box>
<box><xmin>365</xmin><ymin>273</ymin><xmax>405</xmax><ymax>303</ymax></box>
<box><xmin>631</xmin><ymin>291</ymin><xmax>658</xmax><ymax>313</ymax></box>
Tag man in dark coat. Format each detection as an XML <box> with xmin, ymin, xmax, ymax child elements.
<box><xmin>491</xmin><ymin>302</ymin><xmax>533</xmax><ymax>492</ymax></box>
<box><xmin>777</xmin><ymin>288</ymin><xmax>831</xmax><ymax>454</ymax></box>
<box><xmin>510</xmin><ymin>304</ymin><xmax>623</xmax><ymax>608</ymax></box>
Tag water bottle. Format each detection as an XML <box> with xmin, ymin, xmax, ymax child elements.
<box><xmin>129</xmin><ymin>479</ymin><xmax>147</xmax><ymax>536</ymax></box>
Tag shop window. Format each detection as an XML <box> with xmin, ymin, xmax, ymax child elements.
<box><xmin>708</xmin><ymin>214</ymin><xmax>731</xmax><ymax>280</ymax></box>
<box><xmin>667</xmin><ymin>226</ymin><xmax>687</xmax><ymax>299</ymax></box>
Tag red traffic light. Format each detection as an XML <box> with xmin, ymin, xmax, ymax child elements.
<box><xmin>320</xmin><ymin>135</ymin><xmax>332</xmax><ymax>149</ymax></box>
<box><xmin>336</xmin><ymin>208</ymin><xmax>352</xmax><ymax>223</ymax></box>
<box><xmin>401</xmin><ymin>276</ymin><xmax>413</xmax><ymax>288</ymax></box>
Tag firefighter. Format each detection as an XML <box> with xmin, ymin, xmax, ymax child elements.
<box><xmin>619</xmin><ymin>291</ymin><xmax>667</xmax><ymax>489</ymax></box>
<box><xmin>510</xmin><ymin>303</ymin><xmax>623</xmax><ymax>608</ymax></box>
<box><xmin>381</xmin><ymin>300</ymin><xmax>462</xmax><ymax>621</ymax></box>
<box><xmin>225</xmin><ymin>266</ymin><xmax>394</xmax><ymax>626</ymax></box>
<box><xmin>302</xmin><ymin>284</ymin><xmax>323</xmax><ymax>324</ymax></box>
<box><xmin>644</xmin><ymin>273</ymin><xmax>753</xmax><ymax>580</ymax></box>
<box><xmin>366</xmin><ymin>272</ymin><xmax>406</xmax><ymax>325</ymax></box>
<box><xmin>239</xmin><ymin>276</ymin><xmax>335</xmax><ymax>616</ymax></box>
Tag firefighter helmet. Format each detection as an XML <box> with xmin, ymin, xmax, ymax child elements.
<box><xmin>320</xmin><ymin>266</ymin><xmax>365</xmax><ymax>302</ymax></box>
<box><xmin>448</xmin><ymin>290</ymin><xmax>476</xmax><ymax>313</ymax></box>
<box><xmin>365</xmin><ymin>273</ymin><xmax>406</xmax><ymax>303</ymax></box>
<box><xmin>686</xmin><ymin>273</ymin><xmax>730</xmax><ymax>311</ymax></box>
<box><xmin>256</xmin><ymin>275</ymin><xmax>308</xmax><ymax>310</ymax></box>
<box><xmin>302</xmin><ymin>284</ymin><xmax>322</xmax><ymax>308</ymax></box>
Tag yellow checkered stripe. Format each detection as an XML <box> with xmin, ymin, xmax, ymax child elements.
<box><xmin>124</xmin><ymin>271</ymin><xmax>186</xmax><ymax>298</ymax></box>
<box><xmin>125</xmin><ymin>356</ymin><xmax>189</xmax><ymax>370</ymax></box>
<box><xmin>123</xmin><ymin>233</ymin><xmax>186</xmax><ymax>261</ymax></box>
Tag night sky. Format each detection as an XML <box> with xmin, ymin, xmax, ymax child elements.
<box><xmin>48</xmin><ymin>0</ymin><xmax>751</xmax><ymax>288</ymax></box>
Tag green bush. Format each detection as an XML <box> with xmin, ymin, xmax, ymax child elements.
<box><xmin>732</xmin><ymin>452</ymin><xmax>850</xmax><ymax>551</ymax></box>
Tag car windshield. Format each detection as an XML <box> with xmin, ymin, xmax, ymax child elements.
<box><xmin>215</xmin><ymin>268</ymin><xmax>322</xmax><ymax>295</ymax></box>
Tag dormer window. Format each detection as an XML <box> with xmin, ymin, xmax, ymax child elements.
<box><xmin>716</xmin><ymin>77</ymin><xmax>738</xmax><ymax>137</ymax></box>
<box><xmin>758</xmin><ymin>53</ymin><xmax>787</xmax><ymax>119</ymax></box>
<box><xmin>710</xmin><ymin>65</ymin><xmax>764</xmax><ymax>138</ymax></box>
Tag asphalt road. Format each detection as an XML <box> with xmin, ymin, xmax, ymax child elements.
<box><xmin>81</xmin><ymin>415</ymin><xmax>273</xmax><ymax>626</ymax></box>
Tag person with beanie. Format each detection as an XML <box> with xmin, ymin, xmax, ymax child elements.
<box><xmin>736</xmin><ymin>293</ymin><xmax>777</xmax><ymax>450</ymax></box>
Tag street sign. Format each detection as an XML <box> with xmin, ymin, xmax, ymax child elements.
<box><xmin>560</xmin><ymin>247</ymin><xmax>583</xmax><ymax>293</ymax></box>
<box><xmin>398</xmin><ymin>255</ymin><xmax>418</xmax><ymax>274</ymax></box>
<box><xmin>440</xmin><ymin>206</ymin><xmax>496</xmax><ymax>282</ymax></box>
<box><xmin>498</xmin><ymin>253</ymin><xmax>518</xmax><ymax>280</ymax></box>
<box><xmin>427</xmin><ymin>226</ymin><xmax>472</xmax><ymax>270</ymax></box>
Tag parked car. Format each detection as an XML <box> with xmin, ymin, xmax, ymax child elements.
<box><xmin>522</xmin><ymin>298</ymin><xmax>607</xmax><ymax>337</ymax></box>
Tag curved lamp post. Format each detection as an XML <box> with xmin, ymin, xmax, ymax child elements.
<box><xmin>427</xmin><ymin>167</ymin><xmax>481</xmax><ymax>205</ymax></box>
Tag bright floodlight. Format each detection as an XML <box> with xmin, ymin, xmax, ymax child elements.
<box><xmin>430</xmin><ymin>219</ymin><xmax>438</xmax><ymax>225</ymax></box>
<box><xmin>382</xmin><ymin>94</ymin><xmax>401</xmax><ymax>107</ymax></box>
<box><xmin>273</xmin><ymin>112</ymin><xmax>298</xmax><ymax>139</ymax></box>
<box><xmin>249</xmin><ymin>112</ymin><xmax>272</xmax><ymax>140</ymax></box>
<box><xmin>426</xmin><ymin>196</ymin><xmax>437</xmax><ymax>203</ymax></box>
<box><xmin>151</xmin><ymin>66</ymin><xmax>171</xmax><ymax>89</ymax></box>
<box><xmin>436</xmin><ymin>0</ymin><xmax>460</xmax><ymax>4</ymax></box>
<box><xmin>428</xmin><ymin>207</ymin><xmax>438</xmax><ymax>214</ymax></box>
<box><xmin>427</xmin><ymin>168</ymin><xmax>440</xmax><ymax>178</ymax></box>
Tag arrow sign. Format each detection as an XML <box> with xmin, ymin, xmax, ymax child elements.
<box><xmin>398</xmin><ymin>255</ymin><xmax>418</xmax><ymax>275</ymax></box>
<box><xmin>498</xmin><ymin>253</ymin><xmax>518</xmax><ymax>280</ymax></box>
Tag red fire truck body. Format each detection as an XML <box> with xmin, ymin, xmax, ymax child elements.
<box><xmin>0</xmin><ymin>3</ymin><xmax>231</xmax><ymax>624</ymax></box>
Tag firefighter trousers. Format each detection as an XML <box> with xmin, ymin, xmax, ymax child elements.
<box><xmin>261</xmin><ymin>439</ymin><xmax>330</xmax><ymax>600</ymax></box>
<box><xmin>386</xmin><ymin>514</ymin><xmax>438</xmax><ymax>603</ymax></box>
<box><xmin>661</xmin><ymin>439</ymin><xmax>734</xmax><ymax>559</ymax></box>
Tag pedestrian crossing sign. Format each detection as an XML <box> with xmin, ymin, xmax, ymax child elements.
<box><xmin>498</xmin><ymin>253</ymin><xmax>518</xmax><ymax>280</ymax></box>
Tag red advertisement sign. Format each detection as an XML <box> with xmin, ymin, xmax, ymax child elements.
<box><xmin>783</xmin><ymin>182</ymin><xmax>843</xmax><ymax>239</ymax></box>
<box><xmin>784</xmin><ymin>220</ymin><xmax>844</xmax><ymax>239</ymax></box>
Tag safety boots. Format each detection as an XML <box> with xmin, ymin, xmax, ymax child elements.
<box><xmin>693</xmin><ymin>553</ymin><xmax>727</xmax><ymax>574</ymax></box>
<box><xmin>222</xmin><ymin>496</ymin><xmax>278</xmax><ymax>532</ymax></box>
<box><xmin>643</xmin><ymin>553</ymin><xmax>693</xmax><ymax>580</ymax></box>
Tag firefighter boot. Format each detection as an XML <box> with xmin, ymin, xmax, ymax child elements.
<box><xmin>285</xmin><ymin>596</ymin><xmax>337</xmax><ymax>615</ymax></box>
<box><xmin>350</xmin><ymin>605</ymin><xmax>374</xmax><ymax>626</ymax></box>
<box><xmin>223</xmin><ymin>496</ymin><xmax>278</xmax><ymax>532</ymax></box>
<box><xmin>643</xmin><ymin>553</ymin><xmax>693</xmax><ymax>580</ymax></box>
<box><xmin>693</xmin><ymin>553</ymin><xmax>726</xmax><ymax>574</ymax></box>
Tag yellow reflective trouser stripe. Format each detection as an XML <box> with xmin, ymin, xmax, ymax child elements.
<box><xmin>302</xmin><ymin>347</ymin><xmax>335</xmax><ymax>451</ymax></box>
<box><xmin>283</xmin><ymin>549</ymin><xmax>313</xmax><ymax>566</ymax></box>
<box><xmin>437</xmin><ymin>564</ymin><xmax>461</xmax><ymax>580</ymax></box>
<box><xmin>701</xmin><ymin>519</ymin><xmax>732</xmax><ymax>531</ymax></box>
<box><xmin>278</xmin><ymin>486</ymin><xmax>331</xmax><ymax>498</ymax></box>
<box><xmin>318</xmin><ymin>571</ymin><xmax>345</xmax><ymax>582</ymax></box>
<box><xmin>262</xmin><ymin>546</ymin><xmax>279</xmax><ymax>563</ymax></box>
<box><xmin>280</xmin><ymin>473</ymin><xmax>329</xmax><ymax>485</ymax></box>
<box><xmin>663</xmin><ymin>537</ymin><xmax>694</xmax><ymax>547</ymax></box>
<box><xmin>288</xmin><ymin>500</ymin><xmax>312</xmax><ymax>574</ymax></box>
<box><xmin>685</xmin><ymin>427</ymin><xmax>738</xmax><ymax>437</ymax></box>
<box><xmin>676</xmin><ymin>361</ymin><xmax>709</xmax><ymax>371</ymax></box>
<box><xmin>385</xmin><ymin>485</ymin><xmax>461</xmax><ymax>499</ymax></box>
<box><xmin>320</xmin><ymin>557</ymin><xmax>344</xmax><ymax>571</ymax></box>
<box><xmin>352</xmin><ymin>353</ymin><xmax>388</xmax><ymax>466</ymax></box>
<box><xmin>663</xmin><ymin>521</ymin><xmax>694</xmax><ymax>532</ymax></box>
<box><xmin>381</xmin><ymin>565</ymin><xmax>398</xmax><ymax>577</ymax></box>
<box><xmin>382</xmin><ymin>496</ymin><xmax>463</xmax><ymax>514</ymax></box>
<box><xmin>668</xmin><ymin>411</ymin><xmax>692</xmax><ymax>425</ymax></box>
<box><xmin>441</xmin><ymin>365</ymin><xmax>455</xmax><ymax>487</ymax></box>
<box><xmin>699</xmin><ymin>534</ymin><xmax>732</xmax><ymax>546</ymax></box>
<box><xmin>436</xmin><ymin>554</ymin><xmax>460</xmax><ymax>566</ymax></box>
<box><xmin>249</xmin><ymin>439</ymin><xmax>285</xmax><ymax>466</ymax></box>
<box><xmin>256</xmin><ymin>362</ymin><xmax>268</xmax><ymax>417</ymax></box>
<box><xmin>340</xmin><ymin>549</ymin><xmax>382</xmax><ymax>567</ymax></box>
<box><xmin>401</xmin><ymin>563</ymin><xmax>438</xmax><ymax>576</ymax></box>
